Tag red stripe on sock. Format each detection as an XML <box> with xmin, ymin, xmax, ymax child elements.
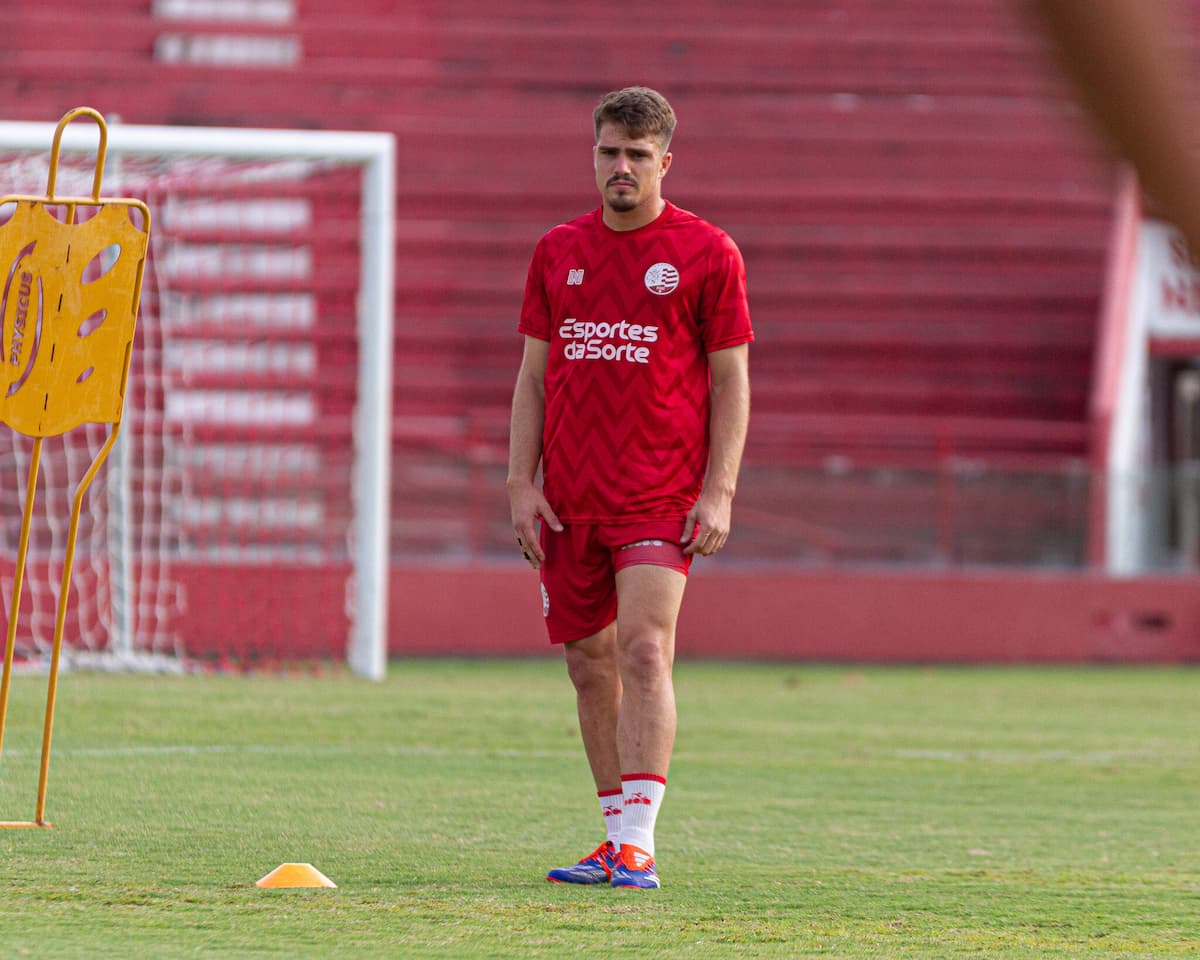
<box><xmin>621</xmin><ymin>772</ymin><xmax>667</xmax><ymax>785</ymax></box>
<box><xmin>597</xmin><ymin>788</ymin><xmax>623</xmax><ymax>798</ymax></box>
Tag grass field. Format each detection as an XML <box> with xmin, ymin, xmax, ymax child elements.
<box><xmin>0</xmin><ymin>660</ymin><xmax>1197</xmax><ymax>959</ymax></box>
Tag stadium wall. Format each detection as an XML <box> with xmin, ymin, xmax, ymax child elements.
<box><xmin>389</xmin><ymin>567</ymin><xmax>1200</xmax><ymax>663</ymax></box>
<box><xmin>5</xmin><ymin>558</ymin><xmax>1196</xmax><ymax>666</ymax></box>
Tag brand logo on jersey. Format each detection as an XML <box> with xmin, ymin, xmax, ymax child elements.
<box><xmin>644</xmin><ymin>262</ymin><xmax>679</xmax><ymax>295</ymax></box>
<box><xmin>558</xmin><ymin>318</ymin><xmax>658</xmax><ymax>364</ymax></box>
<box><xmin>540</xmin><ymin>582</ymin><xmax>550</xmax><ymax>617</ymax></box>
<box><xmin>566</xmin><ymin>268</ymin><xmax>585</xmax><ymax>286</ymax></box>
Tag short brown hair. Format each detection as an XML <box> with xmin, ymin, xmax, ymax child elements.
<box><xmin>593</xmin><ymin>86</ymin><xmax>676</xmax><ymax>150</ymax></box>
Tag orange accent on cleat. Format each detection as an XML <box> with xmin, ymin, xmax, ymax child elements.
<box><xmin>546</xmin><ymin>840</ymin><xmax>618</xmax><ymax>884</ymax></box>
<box><xmin>610</xmin><ymin>843</ymin><xmax>660</xmax><ymax>889</ymax></box>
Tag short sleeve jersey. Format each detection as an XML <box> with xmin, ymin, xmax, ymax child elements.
<box><xmin>518</xmin><ymin>201</ymin><xmax>753</xmax><ymax>523</ymax></box>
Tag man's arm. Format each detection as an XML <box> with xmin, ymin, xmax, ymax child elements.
<box><xmin>682</xmin><ymin>343</ymin><xmax>751</xmax><ymax>557</ymax></box>
<box><xmin>1027</xmin><ymin>0</ymin><xmax>1200</xmax><ymax>251</ymax></box>
<box><xmin>507</xmin><ymin>335</ymin><xmax>562</xmax><ymax>569</ymax></box>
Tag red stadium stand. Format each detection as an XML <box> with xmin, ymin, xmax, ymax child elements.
<box><xmin>8</xmin><ymin>0</ymin><xmax>1189</xmax><ymax>664</ymax></box>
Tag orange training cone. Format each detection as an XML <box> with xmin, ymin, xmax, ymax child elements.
<box><xmin>255</xmin><ymin>863</ymin><xmax>337</xmax><ymax>888</ymax></box>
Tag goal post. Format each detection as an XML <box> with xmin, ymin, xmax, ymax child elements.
<box><xmin>0</xmin><ymin>119</ymin><xmax>395</xmax><ymax>680</ymax></box>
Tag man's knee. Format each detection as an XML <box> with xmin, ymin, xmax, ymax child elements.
<box><xmin>618</xmin><ymin>625</ymin><xmax>674</xmax><ymax>683</ymax></box>
<box><xmin>564</xmin><ymin>626</ymin><xmax>619</xmax><ymax>692</ymax></box>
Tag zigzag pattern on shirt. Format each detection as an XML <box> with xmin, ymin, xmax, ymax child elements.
<box><xmin>527</xmin><ymin>204</ymin><xmax>751</xmax><ymax>521</ymax></box>
<box><xmin>544</xmin><ymin>359</ymin><xmax>709</xmax><ymax>519</ymax></box>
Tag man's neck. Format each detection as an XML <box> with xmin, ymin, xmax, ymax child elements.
<box><xmin>603</xmin><ymin>197</ymin><xmax>667</xmax><ymax>232</ymax></box>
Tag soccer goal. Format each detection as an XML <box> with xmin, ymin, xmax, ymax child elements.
<box><xmin>0</xmin><ymin>119</ymin><xmax>395</xmax><ymax>680</ymax></box>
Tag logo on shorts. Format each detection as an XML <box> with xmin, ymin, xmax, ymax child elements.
<box><xmin>644</xmin><ymin>262</ymin><xmax>679</xmax><ymax>295</ymax></box>
<box><xmin>540</xmin><ymin>582</ymin><xmax>550</xmax><ymax>618</ymax></box>
<box><xmin>621</xmin><ymin>539</ymin><xmax>665</xmax><ymax>550</ymax></box>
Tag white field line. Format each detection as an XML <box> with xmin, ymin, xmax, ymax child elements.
<box><xmin>893</xmin><ymin>747</ymin><xmax>1173</xmax><ymax>765</ymax></box>
<box><xmin>0</xmin><ymin>743</ymin><xmax>1189</xmax><ymax>767</ymax></box>
<box><xmin>0</xmin><ymin>743</ymin><xmax>583</xmax><ymax>760</ymax></box>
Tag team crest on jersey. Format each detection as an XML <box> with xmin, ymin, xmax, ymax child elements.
<box><xmin>644</xmin><ymin>262</ymin><xmax>679</xmax><ymax>295</ymax></box>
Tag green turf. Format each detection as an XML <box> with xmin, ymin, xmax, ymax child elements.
<box><xmin>0</xmin><ymin>660</ymin><xmax>1197</xmax><ymax>958</ymax></box>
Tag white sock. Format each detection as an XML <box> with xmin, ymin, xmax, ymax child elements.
<box><xmin>619</xmin><ymin>773</ymin><xmax>667</xmax><ymax>856</ymax></box>
<box><xmin>597</xmin><ymin>788</ymin><xmax>623</xmax><ymax>847</ymax></box>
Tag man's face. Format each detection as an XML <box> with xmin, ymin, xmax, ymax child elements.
<box><xmin>593</xmin><ymin>122</ymin><xmax>671</xmax><ymax>215</ymax></box>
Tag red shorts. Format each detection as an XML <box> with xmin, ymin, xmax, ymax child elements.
<box><xmin>538</xmin><ymin>519</ymin><xmax>692</xmax><ymax>645</ymax></box>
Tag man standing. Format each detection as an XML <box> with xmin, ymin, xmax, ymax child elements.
<box><xmin>507</xmin><ymin>86</ymin><xmax>753</xmax><ymax>890</ymax></box>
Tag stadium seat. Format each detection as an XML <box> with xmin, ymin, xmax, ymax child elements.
<box><xmin>0</xmin><ymin>0</ymin><xmax>1126</xmax><ymax>563</ymax></box>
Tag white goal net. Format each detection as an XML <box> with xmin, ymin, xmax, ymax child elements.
<box><xmin>0</xmin><ymin>119</ymin><xmax>394</xmax><ymax>679</ymax></box>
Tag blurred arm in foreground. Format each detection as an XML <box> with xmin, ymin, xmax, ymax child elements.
<box><xmin>1028</xmin><ymin>0</ymin><xmax>1200</xmax><ymax>251</ymax></box>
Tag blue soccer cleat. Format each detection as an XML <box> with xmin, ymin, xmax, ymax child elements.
<box><xmin>546</xmin><ymin>840</ymin><xmax>618</xmax><ymax>884</ymax></box>
<box><xmin>610</xmin><ymin>843</ymin><xmax>660</xmax><ymax>889</ymax></box>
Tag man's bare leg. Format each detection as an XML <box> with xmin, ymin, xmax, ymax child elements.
<box><xmin>546</xmin><ymin>623</ymin><xmax>624</xmax><ymax>884</ymax></box>
<box><xmin>562</xmin><ymin>622</ymin><xmax>621</xmax><ymax>791</ymax></box>
<box><xmin>608</xmin><ymin>563</ymin><xmax>686</xmax><ymax>887</ymax></box>
<box><xmin>614</xmin><ymin>564</ymin><xmax>686</xmax><ymax>776</ymax></box>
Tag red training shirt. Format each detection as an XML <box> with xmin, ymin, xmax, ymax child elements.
<box><xmin>518</xmin><ymin>201</ymin><xmax>753</xmax><ymax>523</ymax></box>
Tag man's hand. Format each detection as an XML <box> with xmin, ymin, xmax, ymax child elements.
<box><xmin>509</xmin><ymin>480</ymin><xmax>563</xmax><ymax>570</ymax></box>
<box><xmin>507</xmin><ymin>337</ymin><xmax>558</xmax><ymax>570</ymax></box>
<box><xmin>681</xmin><ymin>488</ymin><xmax>733</xmax><ymax>557</ymax></box>
<box><xmin>683</xmin><ymin>344</ymin><xmax>748</xmax><ymax>559</ymax></box>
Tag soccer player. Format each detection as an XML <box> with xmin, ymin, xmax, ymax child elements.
<box><xmin>507</xmin><ymin>86</ymin><xmax>753</xmax><ymax>890</ymax></box>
